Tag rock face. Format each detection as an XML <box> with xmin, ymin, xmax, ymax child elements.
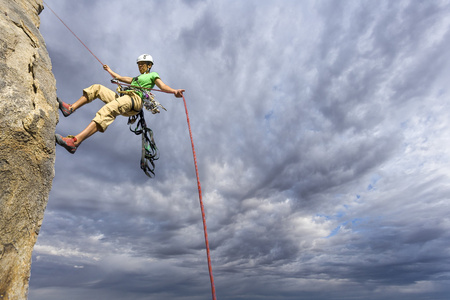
<box><xmin>0</xmin><ymin>0</ymin><xmax>57</xmax><ymax>299</ymax></box>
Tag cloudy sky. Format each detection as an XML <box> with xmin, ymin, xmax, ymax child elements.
<box><xmin>29</xmin><ymin>0</ymin><xmax>450</xmax><ymax>299</ymax></box>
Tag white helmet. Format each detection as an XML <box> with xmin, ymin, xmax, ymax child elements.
<box><xmin>136</xmin><ymin>54</ymin><xmax>153</xmax><ymax>64</ymax></box>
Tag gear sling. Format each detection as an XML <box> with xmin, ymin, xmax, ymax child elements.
<box><xmin>113</xmin><ymin>79</ymin><xmax>166</xmax><ymax>178</ymax></box>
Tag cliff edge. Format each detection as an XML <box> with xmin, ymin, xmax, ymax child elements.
<box><xmin>0</xmin><ymin>0</ymin><xmax>57</xmax><ymax>299</ymax></box>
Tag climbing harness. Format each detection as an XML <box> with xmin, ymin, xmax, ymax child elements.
<box><xmin>113</xmin><ymin>78</ymin><xmax>167</xmax><ymax>114</ymax></box>
<box><xmin>44</xmin><ymin>2</ymin><xmax>217</xmax><ymax>299</ymax></box>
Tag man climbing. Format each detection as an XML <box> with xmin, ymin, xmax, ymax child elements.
<box><xmin>55</xmin><ymin>54</ymin><xmax>184</xmax><ymax>154</ymax></box>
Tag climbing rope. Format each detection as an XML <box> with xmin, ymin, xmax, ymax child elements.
<box><xmin>44</xmin><ymin>2</ymin><xmax>217</xmax><ymax>299</ymax></box>
<box><xmin>181</xmin><ymin>94</ymin><xmax>217</xmax><ymax>300</ymax></box>
<box><xmin>43</xmin><ymin>1</ymin><xmax>104</xmax><ymax>66</ymax></box>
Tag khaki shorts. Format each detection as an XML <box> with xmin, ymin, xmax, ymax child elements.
<box><xmin>83</xmin><ymin>84</ymin><xmax>143</xmax><ymax>132</ymax></box>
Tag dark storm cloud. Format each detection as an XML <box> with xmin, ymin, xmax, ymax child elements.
<box><xmin>28</xmin><ymin>1</ymin><xmax>450</xmax><ymax>300</ymax></box>
<box><xmin>180</xmin><ymin>10</ymin><xmax>223</xmax><ymax>51</ymax></box>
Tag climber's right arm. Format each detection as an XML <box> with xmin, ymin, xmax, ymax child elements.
<box><xmin>103</xmin><ymin>65</ymin><xmax>133</xmax><ymax>84</ymax></box>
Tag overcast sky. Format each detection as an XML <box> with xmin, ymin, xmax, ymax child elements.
<box><xmin>29</xmin><ymin>1</ymin><xmax>450</xmax><ymax>299</ymax></box>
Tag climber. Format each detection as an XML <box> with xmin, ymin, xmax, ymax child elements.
<box><xmin>55</xmin><ymin>54</ymin><xmax>185</xmax><ymax>154</ymax></box>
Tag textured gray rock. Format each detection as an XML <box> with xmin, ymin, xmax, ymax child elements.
<box><xmin>0</xmin><ymin>0</ymin><xmax>57</xmax><ymax>299</ymax></box>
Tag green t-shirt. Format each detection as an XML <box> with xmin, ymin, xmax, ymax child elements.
<box><xmin>130</xmin><ymin>72</ymin><xmax>160</xmax><ymax>99</ymax></box>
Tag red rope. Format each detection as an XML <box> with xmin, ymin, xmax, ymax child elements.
<box><xmin>181</xmin><ymin>94</ymin><xmax>217</xmax><ymax>300</ymax></box>
<box><xmin>43</xmin><ymin>1</ymin><xmax>104</xmax><ymax>66</ymax></box>
<box><xmin>44</xmin><ymin>2</ymin><xmax>217</xmax><ymax>298</ymax></box>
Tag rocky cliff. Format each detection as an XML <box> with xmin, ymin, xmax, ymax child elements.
<box><xmin>0</xmin><ymin>0</ymin><xmax>57</xmax><ymax>299</ymax></box>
